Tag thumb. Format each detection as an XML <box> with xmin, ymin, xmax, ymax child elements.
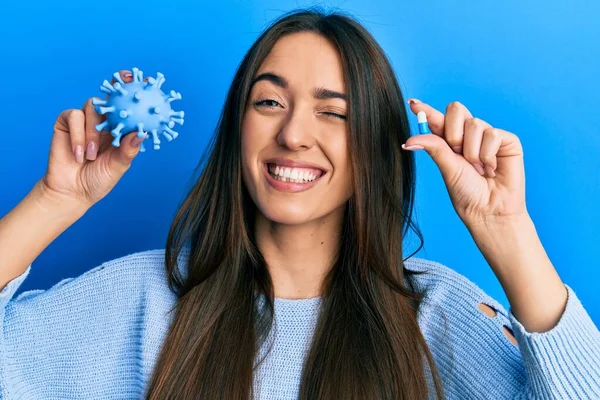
<box><xmin>112</xmin><ymin>131</ymin><xmax>148</xmax><ymax>172</ymax></box>
<box><xmin>402</xmin><ymin>134</ymin><xmax>464</xmax><ymax>182</ymax></box>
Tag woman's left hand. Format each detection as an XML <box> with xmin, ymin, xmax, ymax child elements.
<box><xmin>404</xmin><ymin>99</ymin><xmax>528</xmax><ymax>230</ymax></box>
<box><xmin>404</xmin><ymin>99</ymin><xmax>572</xmax><ymax>334</ymax></box>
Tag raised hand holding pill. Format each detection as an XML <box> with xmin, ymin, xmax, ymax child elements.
<box><xmin>402</xmin><ymin>99</ymin><xmax>526</xmax><ymax>230</ymax></box>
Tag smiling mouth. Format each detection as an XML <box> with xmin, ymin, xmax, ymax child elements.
<box><xmin>266</xmin><ymin>163</ymin><xmax>326</xmax><ymax>183</ymax></box>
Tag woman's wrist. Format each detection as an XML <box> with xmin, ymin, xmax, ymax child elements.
<box><xmin>33</xmin><ymin>179</ymin><xmax>91</xmax><ymax>220</ymax></box>
<box><xmin>0</xmin><ymin>180</ymin><xmax>89</xmax><ymax>290</ymax></box>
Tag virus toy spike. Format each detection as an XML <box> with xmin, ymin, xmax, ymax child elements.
<box><xmin>167</xmin><ymin>90</ymin><xmax>182</xmax><ymax>103</ymax></box>
<box><xmin>132</xmin><ymin>67</ymin><xmax>141</xmax><ymax>83</ymax></box>
<box><xmin>112</xmin><ymin>72</ymin><xmax>125</xmax><ymax>86</ymax></box>
<box><xmin>94</xmin><ymin>67</ymin><xmax>184</xmax><ymax>152</ymax></box>
<box><xmin>100</xmin><ymin>80</ymin><xmax>116</xmax><ymax>94</ymax></box>
<box><xmin>155</xmin><ymin>72</ymin><xmax>166</xmax><ymax>89</ymax></box>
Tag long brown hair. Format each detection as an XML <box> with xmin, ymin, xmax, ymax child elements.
<box><xmin>145</xmin><ymin>7</ymin><xmax>445</xmax><ymax>399</ymax></box>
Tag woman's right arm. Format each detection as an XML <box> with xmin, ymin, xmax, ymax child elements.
<box><xmin>0</xmin><ymin>180</ymin><xmax>89</xmax><ymax>291</ymax></box>
<box><xmin>0</xmin><ymin>69</ymin><xmax>147</xmax><ymax>292</ymax></box>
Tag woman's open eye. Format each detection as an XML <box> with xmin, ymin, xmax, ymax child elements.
<box><xmin>254</xmin><ymin>99</ymin><xmax>281</xmax><ymax>108</ymax></box>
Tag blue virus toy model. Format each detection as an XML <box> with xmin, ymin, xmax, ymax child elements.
<box><xmin>91</xmin><ymin>67</ymin><xmax>184</xmax><ymax>152</ymax></box>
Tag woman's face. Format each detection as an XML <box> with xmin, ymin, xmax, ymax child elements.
<box><xmin>241</xmin><ymin>32</ymin><xmax>353</xmax><ymax>225</ymax></box>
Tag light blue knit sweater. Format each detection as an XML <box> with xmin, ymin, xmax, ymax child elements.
<box><xmin>1</xmin><ymin>249</ymin><xmax>599</xmax><ymax>399</ymax></box>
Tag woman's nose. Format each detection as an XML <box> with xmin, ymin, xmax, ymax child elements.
<box><xmin>276</xmin><ymin>108</ymin><xmax>316</xmax><ymax>151</ymax></box>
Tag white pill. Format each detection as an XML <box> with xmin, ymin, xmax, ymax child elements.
<box><xmin>417</xmin><ymin>111</ymin><xmax>427</xmax><ymax>124</ymax></box>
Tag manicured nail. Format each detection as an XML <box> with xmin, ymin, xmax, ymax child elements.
<box><xmin>407</xmin><ymin>98</ymin><xmax>422</xmax><ymax>105</ymax></box>
<box><xmin>402</xmin><ymin>144</ymin><xmax>424</xmax><ymax>151</ymax></box>
<box><xmin>474</xmin><ymin>163</ymin><xmax>485</xmax><ymax>176</ymax></box>
<box><xmin>484</xmin><ymin>164</ymin><xmax>496</xmax><ymax>178</ymax></box>
<box><xmin>451</xmin><ymin>145</ymin><xmax>463</xmax><ymax>154</ymax></box>
<box><xmin>75</xmin><ymin>145</ymin><xmax>84</xmax><ymax>164</ymax></box>
<box><xmin>86</xmin><ymin>141</ymin><xmax>97</xmax><ymax>160</ymax></box>
<box><xmin>131</xmin><ymin>133</ymin><xmax>147</xmax><ymax>147</ymax></box>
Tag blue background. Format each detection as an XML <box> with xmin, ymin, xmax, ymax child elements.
<box><xmin>1</xmin><ymin>0</ymin><xmax>598</xmax><ymax>325</ymax></box>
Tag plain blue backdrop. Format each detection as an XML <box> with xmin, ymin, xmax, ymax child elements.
<box><xmin>1</xmin><ymin>0</ymin><xmax>598</xmax><ymax>325</ymax></box>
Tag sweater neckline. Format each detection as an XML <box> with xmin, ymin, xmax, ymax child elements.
<box><xmin>274</xmin><ymin>296</ymin><xmax>322</xmax><ymax>303</ymax></box>
<box><xmin>255</xmin><ymin>291</ymin><xmax>323</xmax><ymax>304</ymax></box>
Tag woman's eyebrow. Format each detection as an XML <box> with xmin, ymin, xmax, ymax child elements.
<box><xmin>313</xmin><ymin>87</ymin><xmax>346</xmax><ymax>102</ymax></box>
<box><xmin>250</xmin><ymin>72</ymin><xmax>346</xmax><ymax>101</ymax></box>
<box><xmin>251</xmin><ymin>72</ymin><xmax>288</xmax><ymax>89</ymax></box>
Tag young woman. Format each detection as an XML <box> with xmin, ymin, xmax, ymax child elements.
<box><xmin>0</xmin><ymin>8</ymin><xmax>598</xmax><ymax>400</ymax></box>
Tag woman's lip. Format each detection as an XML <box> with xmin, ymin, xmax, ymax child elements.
<box><xmin>263</xmin><ymin>157</ymin><xmax>326</xmax><ymax>173</ymax></box>
<box><xmin>262</xmin><ymin>163</ymin><xmax>325</xmax><ymax>193</ymax></box>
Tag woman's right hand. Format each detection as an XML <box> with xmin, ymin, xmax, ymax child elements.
<box><xmin>41</xmin><ymin>70</ymin><xmax>147</xmax><ymax>209</ymax></box>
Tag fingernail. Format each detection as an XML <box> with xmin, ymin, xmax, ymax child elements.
<box><xmin>131</xmin><ymin>133</ymin><xmax>147</xmax><ymax>147</ymax></box>
<box><xmin>484</xmin><ymin>164</ymin><xmax>496</xmax><ymax>178</ymax></box>
<box><xmin>474</xmin><ymin>163</ymin><xmax>485</xmax><ymax>176</ymax></box>
<box><xmin>86</xmin><ymin>142</ymin><xmax>97</xmax><ymax>160</ymax></box>
<box><xmin>75</xmin><ymin>145</ymin><xmax>84</xmax><ymax>164</ymax></box>
<box><xmin>124</xmin><ymin>72</ymin><xmax>132</xmax><ymax>79</ymax></box>
<box><xmin>407</xmin><ymin>98</ymin><xmax>422</xmax><ymax>105</ymax></box>
<box><xmin>451</xmin><ymin>146</ymin><xmax>463</xmax><ymax>154</ymax></box>
<box><xmin>402</xmin><ymin>144</ymin><xmax>424</xmax><ymax>151</ymax></box>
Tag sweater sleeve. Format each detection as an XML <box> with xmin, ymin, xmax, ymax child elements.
<box><xmin>505</xmin><ymin>283</ymin><xmax>600</xmax><ymax>399</ymax></box>
<box><xmin>410</xmin><ymin>258</ymin><xmax>600</xmax><ymax>400</ymax></box>
<box><xmin>0</xmin><ymin>260</ymin><xmax>134</xmax><ymax>399</ymax></box>
<box><xmin>0</xmin><ymin>266</ymin><xmax>32</xmax><ymax>399</ymax></box>
<box><xmin>0</xmin><ymin>266</ymin><xmax>32</xmax><ymax>324</ymax></box>
<box><xmin>0</xmin><ymin>250</ymin><xmax>175</xmax><ymax>399</ymax></box>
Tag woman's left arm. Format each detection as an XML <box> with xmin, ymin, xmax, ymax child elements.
<box><xmin>467</xmin><ymin>211</ymin><xmax>567</xmax><ymax>334</ymax></box>
<box><xmin>403</xmin><ymin>99</ymin><xmax>600</xmax><ymax>397</ymax></box>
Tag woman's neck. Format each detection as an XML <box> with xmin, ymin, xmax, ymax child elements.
<box><xmin>254</xmin><ymin>207</ymin><xmax>344</xmax><ymax>300</ymax></box>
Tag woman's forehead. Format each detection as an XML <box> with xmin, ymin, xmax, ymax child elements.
<box><xmin>255</xmin><ymin>32</ymin><xmax>346</xmax><ymax>93</ymax></box>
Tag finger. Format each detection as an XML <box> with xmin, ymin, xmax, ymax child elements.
<box><xmin>483</xmin><ymin>129</ymin><xmax>524</xmax><ymax>185</ymax></box>
<box><xmin>104</xmin><ymin>70</ymin><xmax>133</xmax><ymax>101</ymax></box>
<box><xmin>83</xmin><ymin>98</ymin><xmax>102</xmax><ymax>160</ymax></box>
<box><xmin>407</xmin><ymin>99</ymin><xmax>445</xmax><ymax>137</ymax></box>
<box><xmin>463</xmin><ymin>117</ymin><xmax>491</xmax><ymax>176</ymax></box>
<box><xmin>402</xmin><ymin>133</ymin><xmax>467</xmax><ymax>184</ymax></box>
<box><xmin>65</xmin><ymin>109</ymin><xmax>86</xmax><ymax>164</ymax></box>
<box><xmin>119</xmin><ymin>70</ymin><xmax>133</xmax><ymax>83</ymax></box>
<box><xmin>53</xmin><ymin>109</ymin><xmax>81</xmax><ymax>164</ymax></box>
<box><xmin>480</xmin><ymin>128</ymin><xmax>503</xmax><ymax>173</ymax></box>
<box><xmin>98</xmin><ymin>133</ymin><xmax>114</xmax><ymax>154</ymax></box>
<box><xmin>111</xmin><ymin>70</ymin><xmax>133</xmax><ymax>86</ymax></box>
<box><xmin>444</xmin><ymin>101</ymin><xmax>472</xmax><ymax>153</ymax></box>
<box><xmin>108</xmin><ymin>130</ymin><xmax>148</xmax><ymax>175</ymax></box>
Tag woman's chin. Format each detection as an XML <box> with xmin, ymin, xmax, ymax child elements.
<box><xmin>257</xmin><ymin>204</ymin><xmax>319</xmax><ymax>226</ymax></box>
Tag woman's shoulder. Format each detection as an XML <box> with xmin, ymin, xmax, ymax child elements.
<box><xmin>5</xmin><ymin>248</ymin><xmax>184</xmax><ymax>351</ymax></box>
<box><xmin>1</xmin><ymin>248</ymin><xmax>186</xmax><ymax>398</ymax></box>
<box><xmin>402</xmin><ymin>256</ymin><xmax>507</xmax><ymax>313</ymax></box>
<box><xmin>10</xmin><ymin>248</ymin><xmax>183</xmax><ymax>307</ymax></box>
<box><xmin>402</xmin><ymin>256</ymin><xmax>526</xmax><ymax>387</ymax></box>
<box><xmin>403</xmin><ymin>255</ymin><xmax>475</xmax><ymax>291</ymax></box>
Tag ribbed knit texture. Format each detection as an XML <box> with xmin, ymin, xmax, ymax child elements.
<box><xmin>1</xmin><ymin>249</ymin><xmax>598</xmax><ymax>399</ymax></box>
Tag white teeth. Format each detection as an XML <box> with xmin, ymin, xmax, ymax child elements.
<box><xmin>267</xmin><ymin>164</ymin><xmax>321</xmax><ymax>183</ymax></box>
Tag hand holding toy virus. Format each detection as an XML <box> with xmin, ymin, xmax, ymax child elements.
<box><xmin>39</xmin><ymin>69</ymin><xmax>183</xmax><ymax>210</ymax></box>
